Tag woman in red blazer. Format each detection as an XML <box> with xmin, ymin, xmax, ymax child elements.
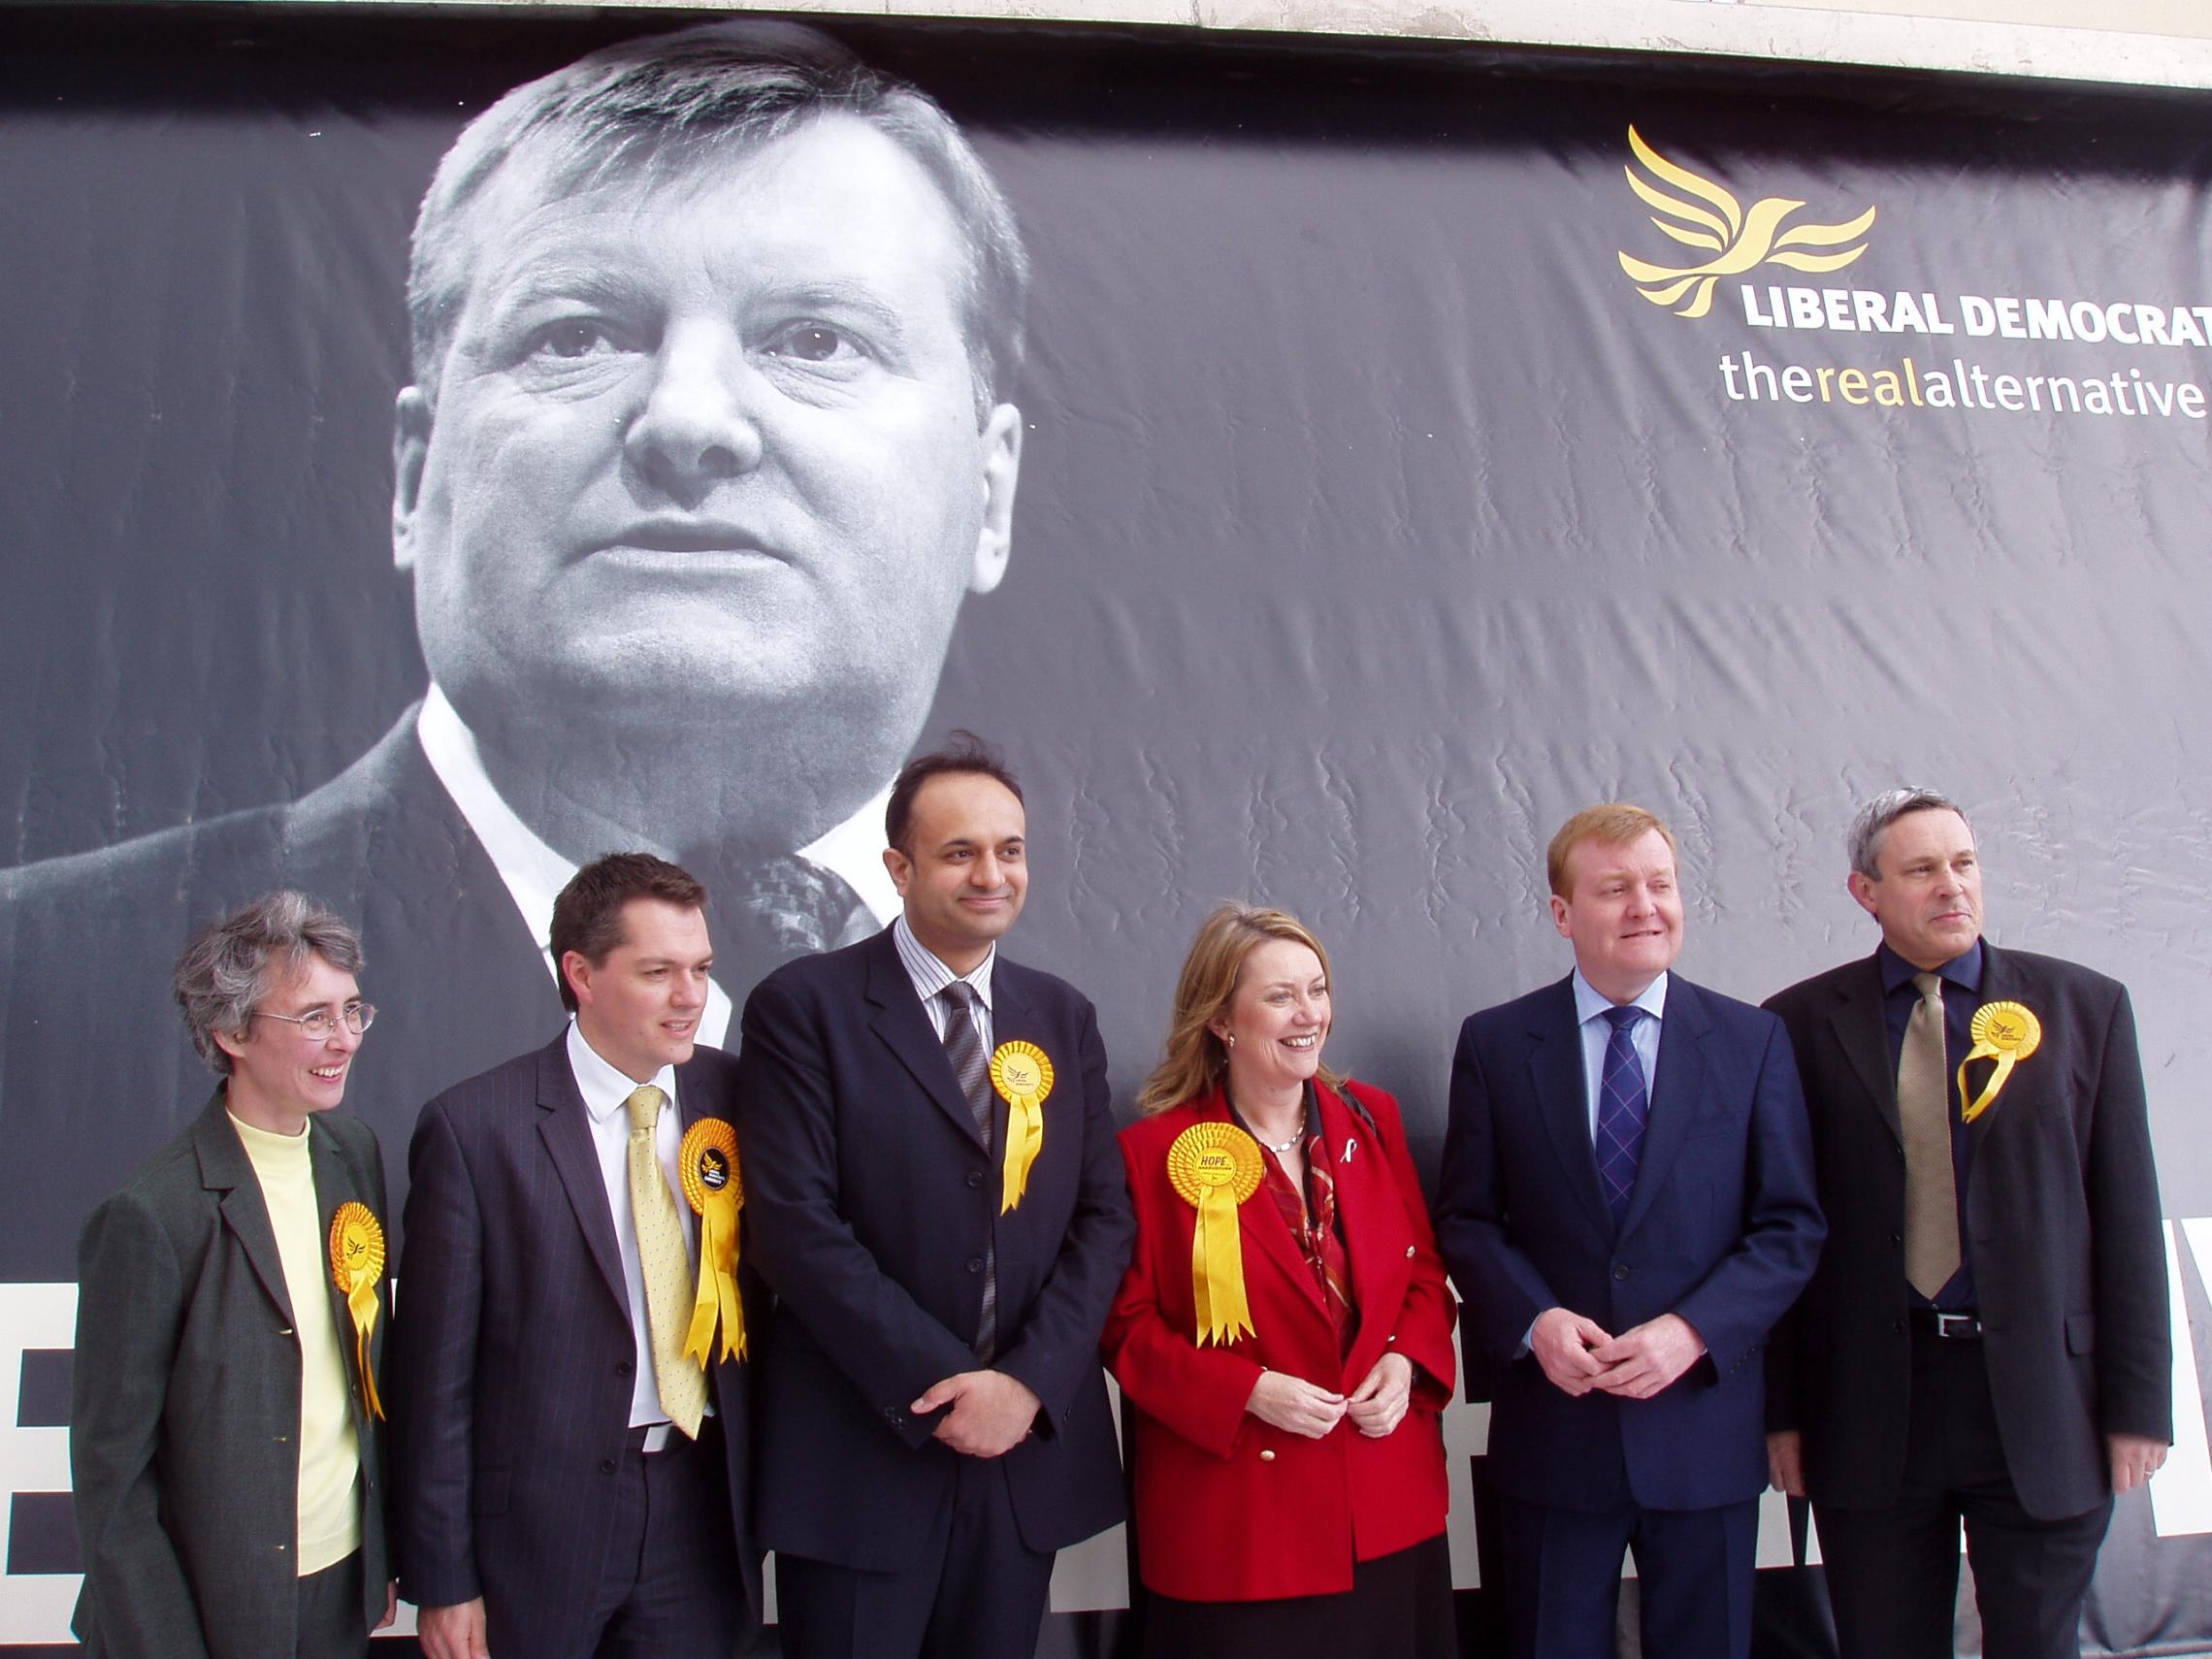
<box><xmin>1103</xmin><ymin>903</ymin><xmax>1457</xmax><ymax>1659</ymax></box>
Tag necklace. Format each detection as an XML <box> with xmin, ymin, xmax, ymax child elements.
<box><xmin>1258</xmin><ymin>1125</ymin><xmax>1302</xmax><ymax>1155</ymax></box>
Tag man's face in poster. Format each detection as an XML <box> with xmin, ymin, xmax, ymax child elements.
<box><xmin>392</xmin><ymin>111</ymin><xmax>1023</xmax><ymax>765</ymax></box>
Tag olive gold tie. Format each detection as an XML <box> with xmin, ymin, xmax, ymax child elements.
<box><xmin>627</xmin><ymin>1085</ymin><xmax>706</xmax><ymax>1437</ymax></box>
<box><xmin>1899</xmin><ymin>972</ymin><xmax>1961</xmax><ymax>1299</ymax></box>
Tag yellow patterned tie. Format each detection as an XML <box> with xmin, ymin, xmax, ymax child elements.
<box><xmin>626</xmin><ymin>1085</ymin><xmax>706</xmax><ymax>1438</ymax></box>
<box><xmin>1899</xmin><ymin>973</ymin><xmax>1961</xmax><ymax>1300</ymax></box>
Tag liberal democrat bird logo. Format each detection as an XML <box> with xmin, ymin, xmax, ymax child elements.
<box><xmin>1617</xmin><ymin>126</ymin><xmax>1875</xmax><ymax>319</ymax></box>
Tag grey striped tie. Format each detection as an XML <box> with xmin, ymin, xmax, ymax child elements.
<box><xmin>939</xmin><ymin>982</ymin><xmax>998</xmax><ymax>1362</ymax></box>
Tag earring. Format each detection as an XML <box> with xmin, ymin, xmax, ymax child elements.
<box><xmin>1224</xmin><ymin>1033</ymin><xmax>1236</xmax><ymax>1049</ymax></box>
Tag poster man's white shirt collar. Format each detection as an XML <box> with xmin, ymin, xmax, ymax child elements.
<box><xmin>416</xmin><ymin>685</ymin><xmax>901</xmax><ymax>1048</ymax></box>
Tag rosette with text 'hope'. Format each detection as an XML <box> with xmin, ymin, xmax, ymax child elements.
<box><xmin>1168</xmin><ymin>1122</ymin><xmax>1265</xmax><ymax>1346</ymax></box>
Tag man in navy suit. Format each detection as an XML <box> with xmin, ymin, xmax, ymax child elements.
<box><xmin>389</xmin><ymin>854</ymin><xmax>760</xmax><ymax>1658</ymax></box>
<box><xmin>735</xmin><ymin>734</ymin><xmax>1134</xmax><ymax>1659</ymax></box>
<box><xmin>1764</xmin><ymin>790</ymin><xmax>2169</xmax><ymax>1659</ymax></box>
<box><xmin>1436</xmin><ymin>802</ymin><xmax>1824</xmax><ymax>1659</ymax></box>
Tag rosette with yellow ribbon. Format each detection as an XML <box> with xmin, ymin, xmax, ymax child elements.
<box><xmin>326</xmin><ymin>1201</ymin><xmax>385</xmax><ymax>1420</ymax></box>
<box><xmin>679</xmin><ymin>1119</ymin><xmax>746</xmax><ymax>1365</ymax></box>
<box><xmin>990</xmin><ymin>1041</ymin><xmax>1053</xmax><ymax>1214</ymax></box>
<box><xmin>1957</xmin><ymin>1001</ymin><xmax>2041</xmax><ymax>1123</ymax></box>
<box><xmin>1166</xmin><ymin>1122</ymin><xmax>1265</xmax><ymax>1347</ymax></box>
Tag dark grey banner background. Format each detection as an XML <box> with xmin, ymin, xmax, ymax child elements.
<box><xmin>2</xmin><ymin>7</ymin><xmax>2209</xmax><ymax>1653</ymax></box>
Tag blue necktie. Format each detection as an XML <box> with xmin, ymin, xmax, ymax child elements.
<box><xmin>1595</xmin><ymin>1005</ymin><xmax>1649</xmax><ymax>1226</ymax></box>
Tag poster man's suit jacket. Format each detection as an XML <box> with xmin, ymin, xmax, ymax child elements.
<box><xmin>1436</xmin><ymin>972</ymin><xmax>1824</xmax><ymax>1513</ymax></box>
<box><xmin>1764</xmin><ymin>943</ymin><xmax>2170</xmax><ymax>1520</ymax></box>
<box><xmin>734</xmin><ymin>927</ymin><xmax>1135</xmax><ymax>1571</ymax></box>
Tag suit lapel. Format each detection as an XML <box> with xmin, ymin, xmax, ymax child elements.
<box><xmin>1964</xmin><ymin>942</ymin><xmax>2019</xmax><ymax>1156</ymax></box>
<box><xmin>309</xmin><ymin>1122</ymin><xmax>379</xmax><ymax>1433</ymax></box>
<box><xmin>1318</xmin><ymin>1082</ymin><xmax>1408</xmax><ymax>1364</ymax></box>
<box><xmin>193</xmin><ymin>1093</ymin><xmax>295</xmax><ymax>1325</ymax></box>
<box><xmin>1527</xmin><ymin>980</ymin><xmax>1616</xmax><ymax>1240</ymax></box>
<box><xmin>535</xmin><ymin>1038</ymin><xmax>631</xmax><ymax>1315</ymax></box>
<box><xmin>1823</xmin><ymin>954</ymin><xmax>1902</xmax><ymax>1148</ymax></box>
<box><xmin>1619</xmin><ymin>975</ymin><xmax>1709</xmax><ymax>1241</ymax></box>
<box><xmin>864</xmin><ymin>930</ymin><xmax>988</xmax><ymax>1151</ymax></box>
<box><xmin>1195</xmin><ymin>1090</ymin><xmax>1326</xmax><ymax>1317</ymax></box>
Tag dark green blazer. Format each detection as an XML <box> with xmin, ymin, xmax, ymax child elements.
<box><xmin>70</xmin><ymin>1090</ymin><xmax>392</xmax><ymax>1658</ymax></box>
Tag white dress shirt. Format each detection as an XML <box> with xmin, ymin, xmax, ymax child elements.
<box><xmin>565</xmin><ymin>1020</ymin><xmax>704</xmax><ymax>1447</ymax></box>
<box><xmin>892</xmin><ymin>913</ymin><xmax>997</xmax><ymax>1053</ymax></box>
<box><xmin>418</xmin><ymin>685</ymin><xmax>901</xmax><ymax>1048</ymax></box>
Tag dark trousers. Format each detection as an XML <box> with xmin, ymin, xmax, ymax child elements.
<box><xmin>1815</xmin><ymin>1329</ymin><xmax>2112</xmax><ymax>1659</ymax></box>
<box><xmin>776</xmin><ymin>1455</ymin><xmax>1056</xmax><ymax>1659</ymax></box>
<box><xmin>1494</xmin><ymin>1489</ymin><xmax>1758</xmax><ymax>1659</ymax></box>
<box><xmin>295</xmin><ymin>1549</ymin><xmax>370</xmax><ymax>1659</ymax></box>
<box><xmin>569</xmin><ymin>1419</ymin><xmax>745</xmax><ymax>1659</ymax></box>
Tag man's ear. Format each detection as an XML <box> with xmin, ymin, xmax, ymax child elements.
<box><xmin>561</xmin><ymin>949</ymin><xmax>595</xmax><ymax>1010</ymax></box>
<box><xmin>392</xmin><ymin>386</ymin><xmax>433</xmax><ymax>573</ymax></box>
<box><xmin>883</xmin><ymin>845</ymin><xmax>914</xmax><ymax>898</ymax></box>
<box><xmin>1548</xmin><ymin>893</ymin><xmax>1574</xmax><ymax>940</ymax></box>
<box><xmin>967</xmin><ymin>403</ymin><xmax>1023</xmax><ymax>597</ymax></box>
<box><xmin>1846</xmin><ymin>870</ymin><xmax>1880</xmax><ymax>918</ymax></box>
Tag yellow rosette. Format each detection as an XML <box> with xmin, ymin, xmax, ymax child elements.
<box><xmin>326</xmin><ymin>1201</ymin><xmax>386</xmax><ymax>1421</ymax></box>
<box><xmin>990</xmin><ymin>1041</ymin><xmax>1053</xmax><ymax>1214</ymax></box>
<box><xmin>1166</xmin><ymin>1122</ymin><xmax>1265</xmax><ymax>1347</ymax></box>
<box><xmin>679</xmin><ymin>1119</ymin><xmax>746</xmax><ymax>1365</ymax></box>
<box><xmin>1957</xmin><ymin>1001</ymin><xmax>2041</xmax><ymax>1123</ymax></box>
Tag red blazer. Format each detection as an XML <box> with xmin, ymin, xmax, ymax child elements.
<box><xmin>1102</xmin><ymin>1079</ymin><xmax>1455</xmax><ymax>1602</ymax></box>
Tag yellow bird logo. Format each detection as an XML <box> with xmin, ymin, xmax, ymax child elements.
<box><xmin>1617</xmin><ymin>126</ymin><xmax>1875</xmax><ymax>318</ymax></box>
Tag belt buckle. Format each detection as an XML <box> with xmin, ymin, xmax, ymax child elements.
<box><xmin>1934</xmin><ymin>1311</ymin><xmax>1977</xmax><ymax>1339</ymax></box>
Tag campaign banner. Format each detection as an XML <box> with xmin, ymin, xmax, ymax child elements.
<box><xmin>2</xmin><ymin>9</ymin><xmax>2208</xmax><ymax>1653</ymax></box>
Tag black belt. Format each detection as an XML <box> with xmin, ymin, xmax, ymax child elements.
<box><xmin>1908</xmin><ymin>1307</ymin><xmax>1982</xmax><ymax>1339</ymax></box>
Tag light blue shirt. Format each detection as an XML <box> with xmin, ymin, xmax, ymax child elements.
<box><xmin>1571</xmin><ymin>968</ymin><xmax>1669</xmax><ymax>1140</ymax></box>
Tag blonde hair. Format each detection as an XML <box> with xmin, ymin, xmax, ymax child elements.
<box><xmin>1135</xmin><ymin>903</ymin><xmax>1342</xmax><ymax>1115</ymax></box>
<box><xmin>1546</xmin><ymin>803</ymin><xmax>1678</xmax><ymax>897</ymax></box>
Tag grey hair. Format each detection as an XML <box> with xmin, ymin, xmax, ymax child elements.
<box><xmin>406</xmin><ymin>18</ymin><xmax>1030</xmax><ymax>420</ymax></box>
<box><xmin>173</xmin><ymin>892</ymin><xmax>365</xmax><ymax>1076</ymax></box>
<box><xmin>1847</xmin><ymin>789</ymin><xmax>1971</xmax><ymax>880</ymax></box>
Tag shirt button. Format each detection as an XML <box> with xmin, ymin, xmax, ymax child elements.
<box><xmin>1258</xmin><ymin>1449</ymin><xmax>1277</xmax><ymax>1463</ymax></box>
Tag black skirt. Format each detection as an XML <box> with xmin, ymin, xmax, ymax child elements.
<box><xmin>1136</xmin><ymin>1532</ymin><xmax>1456</xmax><ymax>1659</ymax></box>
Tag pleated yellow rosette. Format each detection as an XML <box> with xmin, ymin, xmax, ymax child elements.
<box><xmin>326</xmin><ymin>1201</ymin><xmax>386</xmax><ymax>1420</ymax></box>
<box><xmin>1957</xmin><ymin>1001</ymin><xmax>2042</xmax><ymax>1123</ymax></box>
<box><xmin>990</xmin><ymin>1041</ymin><xmax>1053</xmax><ymax>1214</ymax></box>
<box><xmin>679</xmin><ymin>1119</ymin><xmax>746</xmax><ymax>1364</ymax></box>
<box><xmin>1166</xmin><ymin>1122</ymin><xmax>1265</xmax><ymax>1347</ymax></box>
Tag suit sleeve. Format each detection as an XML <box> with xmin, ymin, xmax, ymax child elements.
<box><xmin>988</xmin><ymin>996</ymin><xmax>1135</xmax><ymax>1429</ymax></box>
<box><xmin>1669</xmin><ymin>1014</ymin><xmax>1826</xmax><ymax>1378</ymax></box>
<box><xmin>68</xmin><ymin>1192</ymin><xmax>212</xmax><ymax>1659</ymax></box>
<box><xmin>735</xmin><ymin>974</ymin><xmax>984</xmax><ymax>1450</ymax></box>
<box><xmin>1434</xmin><ymin>1018</ymin><xmax>1568</xmax><ymax>1360</ymax></box>
<box><xmin>1100</xmin><ymin>1130</ymin><xmax>1265</xmax><ymax>1459</ymax></box>
<box><xmin>387</xmin><ymin>1099</ymin><xmax>485</xmax><ymax>1607</ymax></box>
<box><xmin>2084</xmin><ymin>986</ymin><xmax>2172</xmax><ymax>1443</ymax></box>
<box><xmin>1362</xmin><ymin>1085</ymin><xmax>1458</xmax><ymax>1407</ymax></box>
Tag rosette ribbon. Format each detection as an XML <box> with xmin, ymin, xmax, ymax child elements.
<box><xmin>679</xmin><ymin>1120</ymin><xmax>747</xmax><ymax>1364</ymax></box>
<box><xmin>1957</xmin><ymin>1001</ymin><xmax>2041</xmax><ymax>1124</ymax></box>
<box><xmin>1167</xmin><ymin>1122</ymin><xmax>1265</xmax><ymax>1347</ymax></box>
<box><xmin>326</xmin><ymin>1202</ymin><xmax>386</xmax><ymax>1420</ymax></box>
<box><xmin>991</xmin><ymin>1042</ymin><xmax>1054</xmax><ymax>1214</ymax></box>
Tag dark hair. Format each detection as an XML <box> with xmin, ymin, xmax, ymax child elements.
<box><xmin>174</xmin><ymin>892</ymin><xmax>364</xmax><ymax>1076</ymax></box>
<box><xmin>885</xmin><ymin>731</ymin><xmax>1024</xmax><ymax>855</ymax></box>
<box><xmin>550</xmin><ymin>853</ymin><xmax>707</xmax><ymax>1013</ymax></box>
<box><xmin>407</xmin><ymin>19</ymin><xmax>1029</xmax><ymax>419</ymax></box>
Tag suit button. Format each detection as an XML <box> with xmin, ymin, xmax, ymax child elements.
<box><xmin>1894</xmin><ymin>1318</ymin><xmax>1906</xmax><ymax>1335</ymax></box>
<box><xmin>276</xmin><ymin>1435</ymin><xmax>289</xmax><ymax>1445</ymax></box>
<box><xmin>276</xmin><ymin>1543</ymin><xmax>287</xmax><ymax>1554</ymax></box>
<box><xmin>1612</xmin><ymin>1265</ymin><xmax>1630</xmax><ymax>1282</ymax></box>
<box><xmin>967</xmin><ymin>1257</ymin><xmax>984</xmax><ymax>1274</ymax></box>
<box><xmin>601</xmin><ymin>1458</ymin><xmax>618</xmax><ymax>1475</ymax></box>
<box><xmin>277</xmin><ymin>1327</ymin><xmax>294</xmax><ymax>1338</ymax></box>
<box><xmin>1890</xmin><ymin>1232</ymin><xmax>1903</xmax><ymax>1246</ymax></box>
<box><xmin>1259</xmin><ymin>1449</ymin><xmax>1277</xmax><ymax>1463</ymax></box>
<box><xmin>967</xmin><ymin>1170</ymin><xmax>985</xmax><ymax>1188</ymax></box>
<box><xmin>1405</xmin><ymin>1246</ymin><xmax>1415</xmax><ymax>1258</ymax></box>
<box><xmin>617</xmin><ymin>1360</ymin><xmax>634</xmax><ymax>1377</ymax></box>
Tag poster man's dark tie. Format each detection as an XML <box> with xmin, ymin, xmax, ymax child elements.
<box><xmin>1900</xmin><ymin>970</ymin><xmax>1961</xmax><ymax>1298</ymax></box>
<box><xmin>939</xmin><ymin>981</ymin><xmax>997</xmax><ymax>1362</ymax></box>
<box><xmin>714</xmin><ymin>853</ymin><xmax>875</xmax><ymax>986</ymax></box>
<box><xmin>1595</xmin><ymin>1004</ymin><xmax>1649</xmax><ymax>1226</ymax></box>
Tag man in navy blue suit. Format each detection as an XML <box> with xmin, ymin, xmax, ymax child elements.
<box><xmin>1436</xmin><ymin>802</ymin><xmax>1823</xmax><ymax>1659</ymax></box>
<box><xmin>735</xmin><ymin>734</ymin><xmax>1133</xmax><ymax>1659</ymax></box>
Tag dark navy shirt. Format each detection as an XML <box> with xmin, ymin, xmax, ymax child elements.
<box><xmin>1878</xmin><ymin>938</ymin><xmax>1983</xmax><ymax>1311</ymax></box>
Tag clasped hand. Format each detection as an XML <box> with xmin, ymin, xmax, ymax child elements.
<box><xmin>1246</xmin><ymin>1352</ymin><xmax>1414</xmax><ymax>1440</ymax></box>
<box><xmin>912</xmin><ymin>1369</ymin><xmax>1042</xmax><ymax>1457</ymax></box>
<box><xmin>1531</xmin><ymin>1307</ymin><xmax>1705</xmax><ymax>1400</ymax></box>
